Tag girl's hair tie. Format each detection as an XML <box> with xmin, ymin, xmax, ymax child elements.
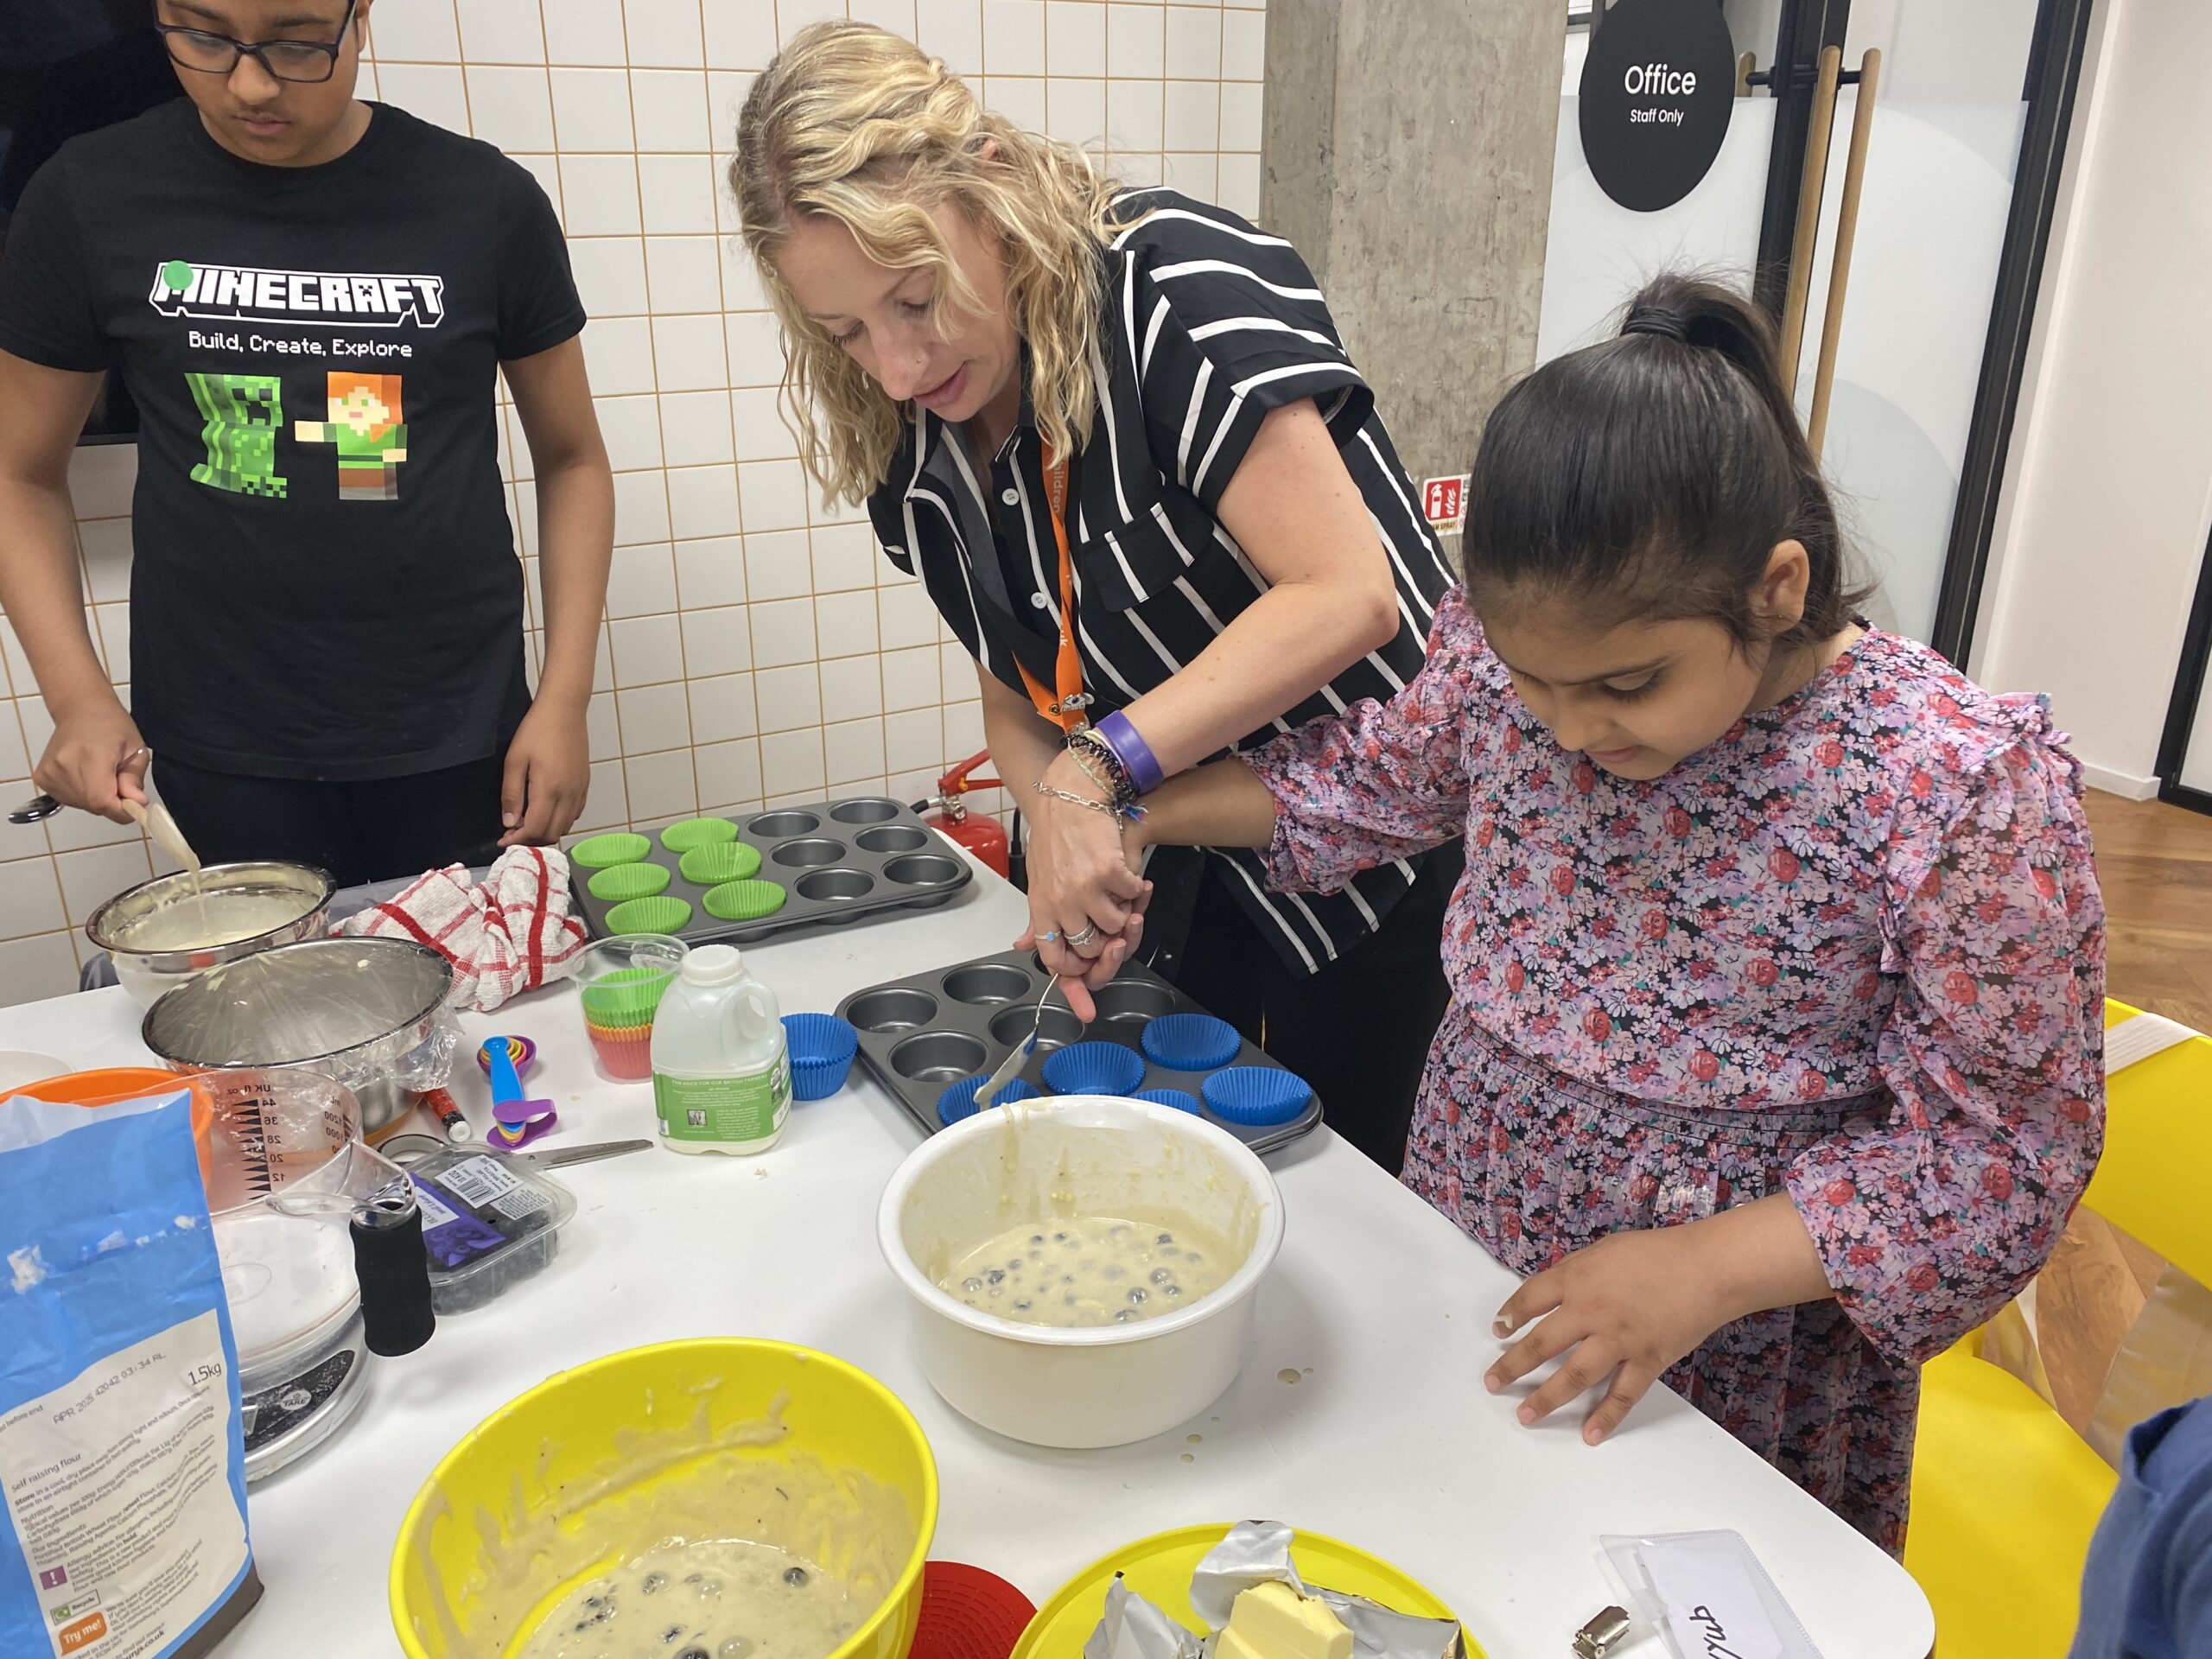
<box><xmin>1621</xmin><ymin>308</ymin><xmax>1688</xmax><ymax>342</ymax></box>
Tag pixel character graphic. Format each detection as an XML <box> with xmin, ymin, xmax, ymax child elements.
<box><xmin>185</xmin><ymin>371</ymin><xmax>287</xmax><ymax>499</ymax></box>
<box><xmin>296</xmin><ymin>372</ymin><xmax>408</xmax><ymax>501</ymax></box>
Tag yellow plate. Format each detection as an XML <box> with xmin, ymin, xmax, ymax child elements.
<box><xmin>1011</xmin><ymin>1524</ymin><xmax>1478</xmax><ymax>1659</ymax></box>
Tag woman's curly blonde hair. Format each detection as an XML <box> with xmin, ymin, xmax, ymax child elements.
<box><xmin>731</xmin><ymin>22</ymin><xmax>1128</xmax><ymax>505</ymax></box>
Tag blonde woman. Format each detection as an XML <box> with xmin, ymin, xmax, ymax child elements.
<box><xmin>732</xmin><ymin>22</ymin><xmax>1457</xmax><ymax>1169</ymax></box>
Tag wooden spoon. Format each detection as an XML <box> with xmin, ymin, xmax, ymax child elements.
<box><xmin>124</xmin><ymin>798</ymin><xmax>201</xmax><ymax>877</ymax></box>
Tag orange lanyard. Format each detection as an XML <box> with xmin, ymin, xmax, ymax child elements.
<box><xmin>1014</xmin><ymin>440</ymin><xmax>1090</xmax><ymax>734</ymax></box>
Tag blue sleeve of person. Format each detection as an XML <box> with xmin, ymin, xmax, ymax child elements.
<box><xmin>2070</xmin><ymin>1394</ymin><xmax>2212</xmax><ymax>1659</ymax></box>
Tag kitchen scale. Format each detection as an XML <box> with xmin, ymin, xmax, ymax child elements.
<box><xmin>194</xmin><ymin>1066</ymin><xmax>402</xmax><ymax>1482</ymax></box>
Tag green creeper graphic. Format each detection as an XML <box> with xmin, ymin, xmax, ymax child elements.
<box><xmin>185</xmin><ymin>372</ymin><xmax>287</xmax><ymax>499</ymax></box>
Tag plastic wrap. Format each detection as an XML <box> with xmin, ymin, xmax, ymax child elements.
<box><xmin>1598</xmin><ymin>1531</ymin><xmax>1821</xmax><ymax>1659</ymax></box>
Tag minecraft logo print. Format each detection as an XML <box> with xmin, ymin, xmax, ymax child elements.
<box><xmin>185</xmin><ymin>372</ymin><xmax>286</xmax><ymax>499</ymax></box>
<box><xmin>150</xmin><ymin>257</ymin><xmax>445</xmax><ymax>328</ymax></box>
<box><xmin>296</xmin><ymin>372</ymin><xmax>408</xmax><ymax>501</ymax></box>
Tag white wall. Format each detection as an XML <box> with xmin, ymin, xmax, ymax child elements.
<box><xmin>1974</xmin><ymin>0</ymin><xmax>2212</xmax><ymax>798</ymax></box>
<box><xmin>0</xmin><ymin>0</ymin><xmax>1270</xmax><ymax>1005</ymax></box>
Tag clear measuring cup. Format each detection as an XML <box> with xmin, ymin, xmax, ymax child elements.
<box><xmin>192</xmin><ymin>1066</ymin><xmax>404</xmax><ymax>1389</ymax></box>
<box><xmin>569</xmin><ymin>934</ymin><xmax>690</xmax><ymax>1081</ymax></box>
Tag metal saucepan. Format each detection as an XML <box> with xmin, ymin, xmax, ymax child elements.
<box><xmin>143</xmin><ymin>938</ymin><xmax>456</xmax><ymax>1135</ymax></box>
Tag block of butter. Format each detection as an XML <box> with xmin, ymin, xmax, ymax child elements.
<box><xmin>1213</xmin><ymin>1580</ymin><xmax>1354</xmax><ymax>1659</ymax></box>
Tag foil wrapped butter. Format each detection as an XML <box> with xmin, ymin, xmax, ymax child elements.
<box><xmin>1080</xmin><ymin>1522</ymin><xmax>1464</xmax><ymax>1659</ymax></box>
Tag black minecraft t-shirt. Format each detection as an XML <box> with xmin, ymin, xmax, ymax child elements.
<box><xmin>0</xmin><ymin>99</ymin><xmax>585</xmax><ymax>779</ymax></box>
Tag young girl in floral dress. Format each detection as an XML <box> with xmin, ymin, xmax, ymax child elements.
<box><xmin>1127</xmin><ymin>275</ymin><xmax>2107</xmax><ymax>1550</ymax></box>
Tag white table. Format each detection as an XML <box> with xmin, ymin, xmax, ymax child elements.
<box><xmin>13</xmin><ymin>861</ymin><xmax>1934</xmax><ymax>1659</ymax></box>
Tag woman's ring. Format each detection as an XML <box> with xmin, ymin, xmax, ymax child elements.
<box><xmin>1065</xmin><ymin>922</ymin><xmax>1100</xmax><ymax>948</ymax></box>
<box><xmin>1038</xmin><ymin>929</ymin><xmax>1061</xmax><ymax>944</ymax></box>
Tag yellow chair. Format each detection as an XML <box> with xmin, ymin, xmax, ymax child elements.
<box><xmin>1904</xmin><ymin>1000</ymin><xmax>2212</xmax><ymax>1655</ymax></box>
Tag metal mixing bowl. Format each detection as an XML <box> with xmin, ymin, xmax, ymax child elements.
<box><xmin>88</xmin><ymin>861</ymin><xmax>336</xmax><ymax>1008</ymax></box>
<box><xmin>142</xmin><ymin>938</ymin><xmax>454</xmax><ymax>1134</ymax></box>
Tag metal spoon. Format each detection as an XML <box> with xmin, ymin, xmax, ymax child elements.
<box><xmin>976</xmin><ymin>977</ymin><xmax>1059</xmax><ymax>1111</ymax></box>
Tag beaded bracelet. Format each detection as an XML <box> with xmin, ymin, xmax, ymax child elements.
<box><xmin>1066</xmin><ymin>728</ymin><xmax>1137</xmax><ymax>806</ymax></box>
<box><xmin>1065</xmin><ymin>741</ymin><xmax>1122</xmax><ymax>804</ymax></box>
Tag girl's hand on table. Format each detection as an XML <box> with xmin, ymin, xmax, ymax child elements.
<box><xmin>1484</xmin><ymin>1227</ymin><xmax>1732</xmax><ymax>1446</ymax></box>
<box><xmin>1484</xmin><ymin>1195</ymin><xmax>1834</xmax><ymax>1445</ymax></box>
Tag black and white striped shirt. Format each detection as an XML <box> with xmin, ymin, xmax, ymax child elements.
<box><xmin>868</xmin><ymin>189</ymin><xmax>1456</xmax><ymax>975</ymax></box>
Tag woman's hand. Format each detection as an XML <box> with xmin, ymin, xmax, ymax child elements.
<box><xmin>1484</xmin><ymin>1196</ymin><xmax>1834</xmax><ymax>1445</ymax></box>
<box><xmin>499</xmin><ymin>699</ymin><xmax>592</xmax><ymax>847</ymax></box>
<box><xmin>1021</xmin><ymin>749</ymin><xmax>1149</xmax><ymax>1014</ymax></box>
<box><xmin>34</xmin><ymin>695</ymin><xmax>149</xmax><ymax>824</ymax></box>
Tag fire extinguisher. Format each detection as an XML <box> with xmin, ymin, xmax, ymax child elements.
<box><xmin>919</xmin><ymin>751</ymin><xmax>1011</xmax><ymax>878</ymax></box>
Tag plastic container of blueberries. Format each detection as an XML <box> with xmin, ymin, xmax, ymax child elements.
<box><xmin>383</xmin><ymin>1138</ymin><xmax>579</xmax><ymax>1314</ymax></box>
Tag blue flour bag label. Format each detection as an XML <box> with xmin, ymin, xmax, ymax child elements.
<box><xmin>0</xmin><ymin>1090</ymin><xmax>261</xmax><ymax>1659</ymax></box>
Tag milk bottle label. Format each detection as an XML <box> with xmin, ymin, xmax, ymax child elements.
<box><xmin>654</xmin><ymin>1053</ymin><xmax>792</xmax><ymax>1144</ymax></box>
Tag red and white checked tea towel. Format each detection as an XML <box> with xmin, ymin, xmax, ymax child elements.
<box><xmin>339</xmin><ymin>846</ymin><xmax>589</xmax><ymax>1011</ymax></box>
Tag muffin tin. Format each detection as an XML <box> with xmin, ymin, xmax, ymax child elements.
<box><xmin>568</xmin><ymin>797</ymin><xmax>973</xmax><ymax>947</ymax></box>
<box><xmin>836</xmin><ymin>950</ymin><xmax>1325</xmax><ymax>1154</ymax></box>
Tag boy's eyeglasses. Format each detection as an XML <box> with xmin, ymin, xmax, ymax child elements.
<box><xmin>156</xmin><ymin>0</ymin><xmax>359</xmax><ymax>85</ymax></box>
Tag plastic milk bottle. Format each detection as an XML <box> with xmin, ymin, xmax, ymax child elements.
<box><xmin>649</xmin><ymin>945</ymin><xmax>791</xmax><ymax>1154</ymax></box>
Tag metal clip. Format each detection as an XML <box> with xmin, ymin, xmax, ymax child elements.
<box><xmin>1573</xmin><ymin>1606</ymin><xmax>1632</xmax><ymax>1659</ymax></box>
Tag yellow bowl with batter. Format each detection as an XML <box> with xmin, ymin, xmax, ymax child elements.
<box><xmin>390</xmin><ymin>1339</ymin><xmax>938</xmax><ymax>1659</ymax></box>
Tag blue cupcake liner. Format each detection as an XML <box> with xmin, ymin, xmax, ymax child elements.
<box><xmin>938</xmin><ymin>1072</ymin><xmax>1039</xmax><ymax>1126</ymax></box>
<box><xmin>1131</xmin><ymin>1087</ymin><xmax>1202</xmax><ymax>1115</ymax></box>
<box><xmin>1042</xmin><ymin>1040</ymin><xmax>1147</xmax><ymax>1097</ymax></box>
<box><xmin>782</xmin><ymin>1013</ymin><xmax>859</xmax><ymax>1103</ymax></box>
<box><xmin>1201</xmin><ymin>1065</ymin><xmax>1313</xmax><ymax>1127</ymax></box>
<box><xmin>1140</xmin><ymin>1013</ymin><xmax>1243</xmax><ymax>1072</ymax></box>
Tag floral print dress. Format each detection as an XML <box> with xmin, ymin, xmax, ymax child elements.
<box><xmin>1243</xmin><ymin>588</ymin><xmax>2107</xmax><ymax>1551</ymax></box>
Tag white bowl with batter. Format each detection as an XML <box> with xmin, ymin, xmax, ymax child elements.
<box><xmin>877</xmin><ymin>1094</ymin><xmax>1285</xmax><ymax>1448</ymax></box>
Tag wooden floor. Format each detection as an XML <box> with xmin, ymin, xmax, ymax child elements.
<box><xmin>2035</xmin><ymin>790</ymin><xmax>2212</xmax><ymax>1430</ymax></box>
<box><xmin>2082</xmin><ymin>789</ymin><xmax>2212</xmax><ymax>1030</ymax></box>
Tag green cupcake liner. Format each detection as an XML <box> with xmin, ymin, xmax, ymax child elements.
<box><xmin>588</xmin><ymin>862</ymin><xmax>672</xmax><ymax>902</ymax></box>
<box><xmin>678</xmin><ymin>842</ymin><xmax>763</xmax><ymax>885</ymax></box>
<box><xmin>569</xmin><ymin>831</ymin><xmax>652</xmax><ymax>869</ymax></box>
<box><xmin>604</xmin><ymin>895</ymin><xmax>693</xmax><ymax>935</ymax></box>
<box><xmin>580</xmin><ymin>963</ymin><xmax>678</xmax><ymax>1026</ymax></box>
<box><xmin>659</xmin><ymin>817</ymin><xmax>740</xmax><ymax>853</ymax></box>
<box><xmin>702</xmin><ymin>879</ymin><xmax>787</xmax><ymax>921</ymax></box>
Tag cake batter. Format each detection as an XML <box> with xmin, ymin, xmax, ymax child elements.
<box><xmin>121</xmin><ymin>889</ymin><xmax>315</xmax><ymax>950</ymax></box>
<box><xmin>939</xmin><ymin>1216</ymin><xmax>1236</xmax><ymax>1327</ymax></box>
<box><xmin>519</xmin><ymin>1538</ymin><xmax>859</xmax><ymax>1659</ymax></box>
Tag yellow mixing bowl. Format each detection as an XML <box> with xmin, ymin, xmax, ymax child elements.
<box><xmin>390</xmin><ymin>1339</ymin><xmax>938</xmax><ymax>1659</ymax></box>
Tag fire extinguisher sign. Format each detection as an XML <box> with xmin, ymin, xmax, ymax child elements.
<box><xmin>1421</xmin><ymin>474</ymin><xmax>1468</xmax><ymax>535</ymax></box>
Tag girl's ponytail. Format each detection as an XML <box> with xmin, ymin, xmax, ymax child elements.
<box><xmin>1463</xmin><ymin>272</ymin><xmax>1862</xmax><ymax>650</ymax></box>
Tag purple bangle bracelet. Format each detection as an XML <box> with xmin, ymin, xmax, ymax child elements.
<box><xmin>1096</xmin><ymin>710</ymin><xmax>1166</xmax><ymax>795</ymax></box>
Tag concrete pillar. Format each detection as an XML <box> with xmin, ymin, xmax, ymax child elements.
<box><xmin>1261</xmin><ymin>0</ymin><xmax>1566</xmax><ymax>492</ymax></box>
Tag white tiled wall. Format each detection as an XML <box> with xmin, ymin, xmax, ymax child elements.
<box><xmin>0</xmin><ymin>0</ymin><xmax>1268</xmax><ymax>1006</ymax></box>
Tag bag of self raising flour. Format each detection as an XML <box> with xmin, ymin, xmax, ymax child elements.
<box><xmin>0</xmin><ymin>1087</ymin><xmax>262</xmax><ymax>1659</ymax></box>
